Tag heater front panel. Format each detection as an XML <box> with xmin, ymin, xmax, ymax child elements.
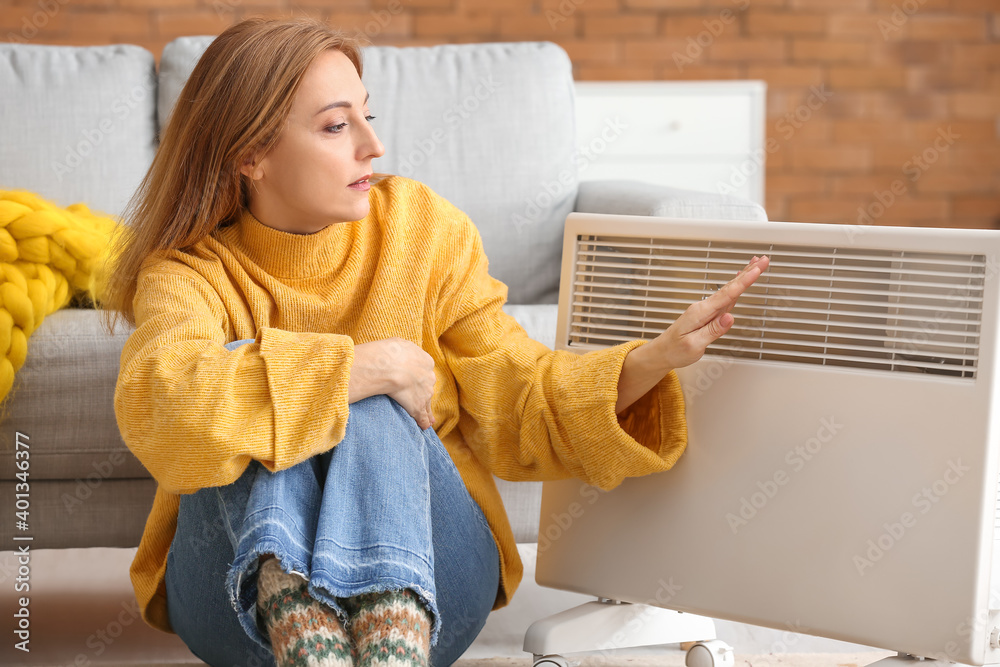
<box><xmin>536</xmin><ymin>360</ymin><xmax>991</xmax><ymax>664</ymax></box>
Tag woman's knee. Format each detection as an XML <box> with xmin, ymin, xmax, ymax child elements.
<box><xmin>352</xmin><ymin>393</ymin><xmax>402</xmax><ymax>414</ymax></box>
<box><xmin>350</xmin><ymin>394</ymin><xmax>421</xmax><ymax>433</ymax></box>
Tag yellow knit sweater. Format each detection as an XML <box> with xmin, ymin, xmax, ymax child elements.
<box><xmin>115</xmin><ymin>174</ymin><xmax>688</xmax><ymax>634</ymax></box>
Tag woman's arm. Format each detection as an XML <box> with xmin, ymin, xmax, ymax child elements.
<box><xmin>116</xmin><ymin>263</ymin><xmax>356</xmax><ymax>494</ymax></box>
<box><xmin>615</xmin><ymin>256</ymin><xmax>769</xmax><ymax>413</ymax></box>
<box><xmin>433</xmin><ymin>205</ymin><xmax>692</xmax><ymax>490</ymax></box>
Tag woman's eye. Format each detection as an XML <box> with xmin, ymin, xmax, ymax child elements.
<box><xmin>325</xmin><ymin>116</ymin><xmax>375</xmax><ymax>133</ymax></box>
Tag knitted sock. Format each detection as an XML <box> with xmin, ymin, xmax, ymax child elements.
<box><xmin>342</xmin><ymin>589</ymin><xmax>431</xmax><ymax>667</ymax></box>
<box><xmin>256</xmin><ymin>556</ymin><xmax>355</xmax><ymax>667</ymax></box>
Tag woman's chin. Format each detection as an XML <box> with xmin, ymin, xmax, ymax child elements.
<box><xmin>345</xmin><ymin>203</ymin><xmax>371</xmax><ymax>223</ymax></box>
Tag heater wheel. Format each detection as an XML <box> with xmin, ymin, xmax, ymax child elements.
<box><xmin>531</xmin><ymin>654</ymin><xmax>576</xmax><ymax>667</ymax></box>
<box><xmin>686</xmin><ymin>640</ymin><xmax>736</xmax><ymax>667</ymax></box>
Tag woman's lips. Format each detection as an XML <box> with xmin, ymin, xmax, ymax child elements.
<box><xmin>348</xmin><ymin>178</ymin><xmax>370</xmax><ymax>191</ymax></box>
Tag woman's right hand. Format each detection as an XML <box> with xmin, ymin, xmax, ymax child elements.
<box><xmin>348</xmin><ymin>337</ymin><xmax>437</xmax><ymax>430</ymax></box>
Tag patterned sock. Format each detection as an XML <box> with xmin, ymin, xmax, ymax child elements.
<box><xmin>256</xmin><ymin>556</ymin><xmax>355</xmax><ymax>667</ymax></box>
<box><xmin>342</xmin><ymin>589</ymin><xmax>431</xmax><ymax>667</ymax></box>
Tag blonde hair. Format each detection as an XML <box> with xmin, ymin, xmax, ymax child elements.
<box><xmin>98</xmin><ymin>17</ymin><xmax>379</xmax><ymax>333</ymax></box>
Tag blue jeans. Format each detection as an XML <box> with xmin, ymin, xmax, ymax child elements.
<box><xmin>164</xmin><ymin>338</ymin><xmax>500</xmax><ymax>667</ymax></box>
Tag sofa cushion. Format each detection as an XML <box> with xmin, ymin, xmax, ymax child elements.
<box><xmin>0</xmin><ymin>478</ymin><xmax>155</xmax><ymax>549</ymax></box>
<box><xmin>0</xmin><ymin>308</ymin><xmax>143</xmax><ymax>481</ymax></box>
<box><xmin>0</xmin><ymin>44</ymin><xmax>157</xmax><ymax>218</ymax></box>
<box><xmin>159</xmin><ymin>38</ymin><xmax>577</xmax><ymax>305</ymax></box>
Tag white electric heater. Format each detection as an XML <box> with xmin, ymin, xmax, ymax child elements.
<box><xmin>527</xmin><ymin>212</ymin><xmax>1000</xmax><ymax>667</ymax></box>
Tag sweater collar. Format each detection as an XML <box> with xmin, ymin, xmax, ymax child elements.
<box><xmin>222</xmin><ymin>208</ymin><xmax>354</xmax><ymax>279</ymax></box>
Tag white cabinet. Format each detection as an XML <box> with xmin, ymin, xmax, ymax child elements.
<box><xmin>573</xmin><ymin>80</ymin><xmax>766</xmax><ymax>206</ymax></box>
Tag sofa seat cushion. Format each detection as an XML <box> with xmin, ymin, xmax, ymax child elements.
<box><xmin>0</xmin><ymin>478</ymin><xmax>155</xmax><ymax>549</ymax></box>
<box><xmin>0</xmin><ymin>308</ymin><xmax>141</xmax><ymax>481</ymax></box>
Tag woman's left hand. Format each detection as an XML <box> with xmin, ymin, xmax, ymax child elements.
<box><xmin>653</xmin><ymin>254</ymin><xmax>770</xmax><ymax>372</ymax></box>
<box><xmin>615</xmin><ymin>255</ymin><xmax>769</xmax><ymax>414</ymax></box>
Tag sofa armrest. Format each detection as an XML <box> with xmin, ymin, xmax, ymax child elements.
<box><xmin>574</xmin><ymin>179</ymin><xmax>768</xmax><ymax>222</ymax></box>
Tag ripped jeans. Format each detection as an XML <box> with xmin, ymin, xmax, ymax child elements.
<box><xmin>163</xmin><ymin>338</ymin><xmax>501</xmax><ymax>667</ymax></box>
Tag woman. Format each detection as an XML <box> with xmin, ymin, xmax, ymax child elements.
<box><xmin>98</xmin><ymin>16</ymin><xmax>768</xmax><ymax>667</ymax></box>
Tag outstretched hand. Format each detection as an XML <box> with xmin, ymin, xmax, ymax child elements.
<box><xmin>615</xmin><ymin>255</ymin><xmax>770</xmax><ymax>414</ymax></box>
<box><xmin>654</xmin><ymin>255</ymin><xmax>770</xmax><ymax>371</ymax></box>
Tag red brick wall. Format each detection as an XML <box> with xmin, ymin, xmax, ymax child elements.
<box><xmin>2</xmin><ymin>0</ymin><xmax>998</xmax><ymax>229</ymax></box>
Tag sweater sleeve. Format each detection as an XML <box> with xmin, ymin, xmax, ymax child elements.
<box><xmin>114</xmin><ymin>261</ymin><xmax>355</xmax><ymax>494</ymax></box>
<box><xmin>436</xmin><ymin>211</ymin><xmax>689</xmax><ymax>492</ymax></box>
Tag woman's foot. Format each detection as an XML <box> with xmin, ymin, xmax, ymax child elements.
<box><xmin>257</xmin><ymin>555</ymin><xmax>355</xmax><ymax>667</ymax></box>
<box><xmin>341</xmin><ymin>588</ymin><xmax>431</xmax><ymax>667</ymax></box>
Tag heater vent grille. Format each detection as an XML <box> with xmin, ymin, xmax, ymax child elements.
<box><xmin>569</xmin><ymin>236</ymin><xmax>986</xmax><ymax>377</ymax></box>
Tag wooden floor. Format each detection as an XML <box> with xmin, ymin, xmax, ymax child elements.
<box><xmin>0</xmin><ymin>549</ymin><xmax>899</xmax><ymax>667</ymax></box>
<box><xmin>453</xmin><ymin>655</ymin><xmax>898</xmax><ymax>667</ymax></box>
<box><xmin>17</xmin><ymin>652</ymin><xmax>898</xmax><ymax>667</ymax></box>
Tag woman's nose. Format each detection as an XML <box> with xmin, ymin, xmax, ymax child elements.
<box><xmin>361</xmin><ymin>122</ymin><xmax>385</xmax><ymax>159</ymax></box>
<box><xmin>371</xmin><ymin>132</ymin><xmax>385</xmax><ymax>159</ymax></box>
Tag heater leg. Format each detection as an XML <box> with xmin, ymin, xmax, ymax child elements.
<box><xmin>524</xmin><ymin>597</ymin><xmax>731</xmax><ymax>667</ymax></box>
<box><xmin>685</xmin><ymin>639</ymin><xmax>736</xmax><ymax>667</ymax></box>
<box><xmin>532</xmin><ymin>655</ymin><xmax>576</xmax><ymax>667</ymax></box>
<box><xmin>865</xmin><ymin>652</ymin><xmax>995</xmax><ymax>667</ymax></box>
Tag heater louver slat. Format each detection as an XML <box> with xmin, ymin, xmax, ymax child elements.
<box><xmin>569</xmin><ymin>235</ymin><xmax>986</xmax><ymax>378</ymax></box>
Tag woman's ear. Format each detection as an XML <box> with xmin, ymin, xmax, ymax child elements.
<box><xmin>240</xmin><ymin>156</ymin><xmax>264</xmax><ymax>181</ymax></box>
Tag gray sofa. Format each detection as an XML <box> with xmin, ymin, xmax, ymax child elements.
<box><xmin>0</xmin><ymin>36</ymin><xmax>767</xmax><ymax>658</ymax></box>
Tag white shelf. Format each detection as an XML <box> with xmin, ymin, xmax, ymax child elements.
<box><xmin>573</xmin><ymin>80</ymin><xmax>767</xmax><ymax>206</ymax></box>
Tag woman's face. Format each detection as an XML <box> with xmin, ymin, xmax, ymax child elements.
<box><xmin>243</xmin><ymin>49</ymin><xmax>384</xmax><ymax>233</ymax></box>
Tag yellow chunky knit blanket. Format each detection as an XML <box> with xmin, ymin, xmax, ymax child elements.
<box><xmin>0</xmin><ymin>190</ymin><xmax>118</xmax><ymax>406</ymax></box>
